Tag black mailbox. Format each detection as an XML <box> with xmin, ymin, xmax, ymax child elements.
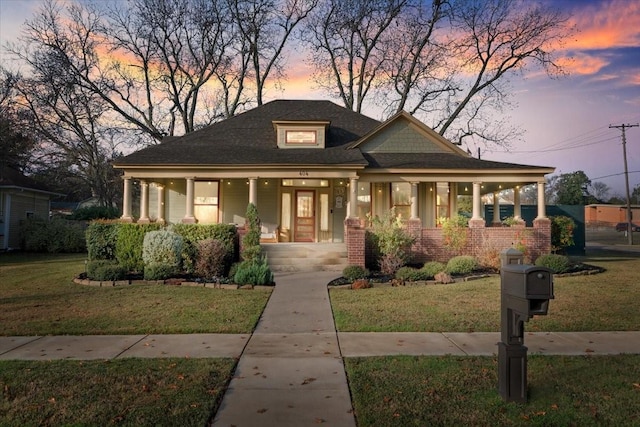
<box><xmin>499</xmin><ymin>263</ymin><xmax>554</xmax><ymax>403</ymax></box>
<box><xmin>501</xmin><ymin>265</ymin><xmax>554</xmax><ymax>316</ymax></box>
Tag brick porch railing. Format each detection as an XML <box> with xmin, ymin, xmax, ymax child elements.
<box><xmin>345</xmin><ymin>217</ymin><xmax>552</xmax><ymax>268</ymax></box>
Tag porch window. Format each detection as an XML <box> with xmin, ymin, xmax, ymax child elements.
<box><xmin>436</xmin><ymin>182</ymin><xmax>449</xmax><ymax>220</ymax></box>
<box><xmin>392</xmin><ymin>182</ymin><xmax>411</xmax><ymax>219</ymax></box>
<box><xmin>194</xmin><ymin>181</ymin><xmax>219</xmax><ymax>224</ymax></box>
<box><xmin>356</xmin><ymin>183</ymin><xmax>371</xmax><ymax>219</ymax></box>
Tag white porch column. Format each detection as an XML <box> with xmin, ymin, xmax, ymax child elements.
<box><xmin>249</xmin><ymin>178</ymin><xmax>258</xmax><ymax>206</ymax></box>
<box><xmin>183</xmin><ymin>177</ymin><xmax>196</xmax><ymax>223</ymax></box>
<box><xmin>472</xmin><ymin>181</ymin><xmax>482</xmax><ymax>220</ymax></box>
<box><xmin>156</xmin><ymin>184</ymin><xmax>165</xmax><ymax>223</ymax></box>
<box><xmin>492</xmin><ymin>192</ymin><xmax>501</xmax><ymax>224</ymax></box>
<box><xmin>410</xmin><ymin>182</ymin><xmax>419</xmax><ymax>219</ymax></box>
<box><xmin>536</xmin><ymin>181</ymin><xmax>547</xmax><ymax>219</ymax></box>
<box><xmin>121</xmin><ymin>177</ymin><xmax>133</xmax><ymax>222</ymax></box>
<box><xmin>349</xmin><ymin>177</ymin><xmax>358</xmax><ymax>218</ymax></box>
<box><xmin>513</xmin><ymin>186</ymin><xmax>522</xmax><ymax>220</ymax></box>
<box><xmin>138</xmin><ymin>180</ymin><xmax>150</xmax><ymax>223</ymax></box>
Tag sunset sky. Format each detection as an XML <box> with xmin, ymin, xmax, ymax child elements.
<box><xmin>1</xmin><ymin>0</ymin><xmax>639</xmax><ymax>199</ymax></box>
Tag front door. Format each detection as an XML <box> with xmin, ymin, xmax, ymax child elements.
<box><xmin>295</xmin><ymin>190</ymin><xmax>315</xmax><ymax>242</ymax></box>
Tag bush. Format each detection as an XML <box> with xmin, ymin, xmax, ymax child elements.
<box><xmin>420</xmin><ymin>261</ymin><xmax>446</xmax><ymax>279</ymax></box>
<box><xmin>86</xmin><ymin>221</ymin><xmax>119</xmax><ymax>261</ymax></box>
<box><xmin>142</xmin><ymin>230</ymin><xmax>183</xmax><ymax>269</ymax></box>
<box><xmin>115</xmin><ymin>223</ymin><xmax>162</xmax><ymax>273</ymax></box>
<box><xmin>550</xmin><ymin>215</ymin><xmax>575</xmax><ymax>253</ymax></box>
<box><xmin>172</xmin><ymin>223</ymin><xmax>238</xmax><ymax>274</ymax></box>
<box><xmin>343</xmin><ymin>265</ymin><xmax>369</xmax><ymax>281</ymax></box>
<box><xmin>395</xmin><ymin>266</ymin><xmax>428</xmax><ymax>281</ymax></box>
<box><xmin>535</xmin><ymin>253</ymin><xmax>570</xmax><ymax>274</ymax></box>
<box><xmin>233</xmin><ymin>257</ymin><xmax>274</xmax><ymax>286</ymax></box>
<box><xmin>195</xmin><ymin>239</ymin><xmax>229</xmax><ymax>279</ymax></box>
<box><xmin>440</xmin><ymin>215</ymin><xmax>469</xmax><ymax>255</ymax></box>
<box><xmin>366</xmin><ymin>208</ymin><xmax>415</xmax><ymax>274</ymax></box>
<box><xmin>70</xmin><ymin>206</ymin><xmax>119</xmax><ymax>220</ymax></box>
<box><xmin>20</xmin><ymin>217</ymin><xmax>86</xmax><ymax>253</ymax></box>
<box><xmin>143</xmin><ymin>262</ymin><xmax>177</xmax><ymax>281</ymax></box>
<box><xmin>86</xmin><ymin>260</ymin><xmax>127</xmax><ymax>281</ymax></box>
<box><xmin>446</xmin><ymin>255</ymin><xmax>478</xmax><ymax>275</ymax></box>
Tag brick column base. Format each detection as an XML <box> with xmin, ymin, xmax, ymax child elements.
<box><xmin>345</xmin><ymin>218</ymin><xmax>365</xmax><ymax>268</ymax></box>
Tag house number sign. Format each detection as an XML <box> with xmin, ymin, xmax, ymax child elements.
<box><xmin>299</xmin><ymin>170</ymin><xmax>309</xmax><ymax>177</ymax></box>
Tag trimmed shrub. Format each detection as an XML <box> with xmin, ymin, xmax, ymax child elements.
<box><xmin>535</xmin><ymin>253</ymin><xmax>571</xmax><ymax>274</ymax></box>
<box><xmin>70</xmin><ymin>206</ymin><xmax>119</xmax><ymax>220</ymax></box>
<box><xmin>86</xmin><ymin>221</ymin><xmax>119</xmax><ymax>261</ymax></box>
<box><xmin>86</xmin><ymin>260</ymin><xmax>127</xmax><ymax>281</ymax></box>
<box><xmin>343</xmin><ymin>265</ymin><xmax>369</xmax><ymax>281</ymax></box>
<box><xmin>172</xmin><ymin>223</ymin><xmax>238</xmax><ymax>274</ymax></box>
<box><xmin>242</xmin><ymin>203</ymin><xmax>261</xmax><ymax>262</ymax></box>
<box><xmin>20</xmin><ymin>217</ymin><xmax>86</xmax><ymax>253</ymax></box>
<box><xmin>195</xmin><ymin>239</ymin><xmax>229</xmax><ymax>279</ymax></box>
<box><xmin>233</xmin><ymin>257</ymin><xmax>274</xmax><ymax>286</ymax></box>
<box><xmin>143</xmin><ymin>262</ymin><xmax>177</xmax><ymax>281</ymax></box>
<box><xmin>446</xmin><ymin>255</ymin><xmax>478</xmax><ymax>275</ymax></box>
<box><xmin>115</xmin><ymin>223</ymin><xmax>162</xmax><ymax>273</ymax></box>
<box><xmin>142</xmin><ymin>230</ymin><xmax>183</xmax><ymax>268</ymax></box>
<box><xmin>420</xmin><ymin>261</ymin><xmax>446</xmax><ymax>279</ymax></box>
<box><xmin>395</xmin><ymin>266</ymin><xmax>429</xmax><ymax>281</ymax></box>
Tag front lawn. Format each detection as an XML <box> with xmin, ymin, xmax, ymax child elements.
<box><xmin>346</xmin><ymin>354</ymin><xmax>640</xmax><ymax>426</ymax></box>
<box><xmin>0</xmin><ymin>253</ymin><xmax>271</xmax><ymax>335</ymax></box>
<box><xmin>0</xmin><ymin>358</ymin><xmax>234</xmax><ymax>426</ymax></box>
<box><xmin>331</xmin><ymin>252</ymin><xmax>640</xmax><ymax>332</ymax></box>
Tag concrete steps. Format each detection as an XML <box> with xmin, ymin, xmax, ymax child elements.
<box><xmin>261</xmin><ymin>243</ymin><xmax>348</xmax><ymax>272</ymax></box>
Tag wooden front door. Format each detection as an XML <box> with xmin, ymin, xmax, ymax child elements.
<box><xmin>294</xmin><ymin>190</ymin><xmax>315</xmax><ymax>242</ymax></box>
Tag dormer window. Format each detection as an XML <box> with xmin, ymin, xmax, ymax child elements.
<box><xmin>273</xmin><ymin>120</ymin><xmax>329</xmax><ymax>149</ymax></box>
<box><xmin>286</xmin><ymin>130</ymin><xmax>317</xmax><ymax>145</ymax></box>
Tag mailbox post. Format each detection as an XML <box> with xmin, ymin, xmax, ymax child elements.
<box><xmin>499</xmin><ymin>263</ymin><xmax>554</xmax><ymax>403</ymax></box>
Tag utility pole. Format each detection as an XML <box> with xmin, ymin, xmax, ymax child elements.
<box><xmin>610</xmin><ymin>123</ymin><xmax>639</xmax><ymax>245</ymax></box>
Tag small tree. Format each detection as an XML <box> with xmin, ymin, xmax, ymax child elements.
<box><xmin>367</xmin><ymin>208</ymin><xmax>415</xmax><ymax>274</ymax></box>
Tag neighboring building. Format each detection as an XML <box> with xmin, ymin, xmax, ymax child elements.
<box><xmin>113</xmin><ymin>100</ymin><xmax>554</xmax><ymax>265</ymax></box>
<box><xmin>0</xmin><ymin>166</ymin><xmax>61</xmax><ymax>250</ymax></box>
<box><xmin>585</xmin><ymin>204</ymin><xmax>640</xmax><ymax>228</ymax></box>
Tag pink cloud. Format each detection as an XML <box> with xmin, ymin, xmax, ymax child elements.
<box><xmin>566</xmin><ymin>0</ymin><xmax>640</xmax><ymax>50</ymax></box>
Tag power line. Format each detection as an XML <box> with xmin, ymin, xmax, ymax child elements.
<box><xmin>610</xmin><ymin>123</ymin><xmax>639</xmax><ymax>244</ymax></box>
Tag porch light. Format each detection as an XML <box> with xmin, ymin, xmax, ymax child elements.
<box><xmin>227</xmin><ymin>181</ymin><xmax>231</xmax><ymax>185</ymax></box>
<box><xmin>264</xmin><ymin>180</ymin><xmax>268</xmax><ymax>185</ymax></box>
<box><xmin>302</xmin><ymin>180</ymin><xmax>306</xmax><ymax>185</ymax></box>
<box><xmin>464</xmin><ymin>186</ymin><xmax>468</xmax><ymax>192</ymax></box>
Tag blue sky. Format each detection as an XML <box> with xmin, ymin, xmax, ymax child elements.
<box><xmin>1</xmin><ymin>0</ymin><xmax>639</xmax><ymax>198</ymax></box>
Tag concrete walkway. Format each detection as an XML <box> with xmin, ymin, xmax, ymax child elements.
<box><xmin>211</xmin><ymin>270</ymin><xmax>355</xmax><ymax>426</ymax></box>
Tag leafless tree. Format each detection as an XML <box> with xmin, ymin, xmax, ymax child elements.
<box><xmin>10</xmin><ymin>46</ymin><xmax>122</xmax><ymax>206</ymax></box>
<box><xmin>303</xmin><ymin>0</ymin><xmax>406</xmax><ymax>113</ymax></box>
<box><xmin>304</xmin><ymin>0</ymin><xmax>572</xmax><ymax>147</ymax></box>
<box><xmin>229</xmin><ymin>0</ymin><xmax>318</xmax><ymax>106</ymax></box>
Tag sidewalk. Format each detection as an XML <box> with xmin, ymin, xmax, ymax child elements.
<box><xmin>3</xmin><ymin>331</ymin><xmax>640</xmax><ymax>361</ymax></box>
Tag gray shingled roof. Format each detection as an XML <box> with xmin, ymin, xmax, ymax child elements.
<box><xmin>115</xmin><ymin>100</ymin><xmax>379</xmax><ymax>167</ymax></box>
<box><xmin>114</xmin><ymin>99</ymin><xmax>550</xmax><ymax>172</ymax></box>
<box><xmin>362</xmin><ymin>153</ymin><xmax>550</xmax><ymax>171</ymax></box>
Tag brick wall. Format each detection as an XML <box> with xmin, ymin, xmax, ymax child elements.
<box><xmin>345</xmin><ymin>218</ymin><xmax>552</xmax><ymax>267</ymax></box>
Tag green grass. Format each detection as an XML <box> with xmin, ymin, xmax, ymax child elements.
<box><xmin>346</xmin><ymin>355</ymin><xmax>640</xmax><ymax>426</ymax></box>
<box><xmin>331</xmin><ymin>253</ymin><xmax>640</xmax><ymax>332</ymax></box>
<box><xmin>0</xmin><ymin>253</ymin><xmax>271</xmax><ymax>335</ymax></box>
<box><xmin>0</xmin><ymin>358</ymin><xmax>234</xmax><ymax>426</ymax></box>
